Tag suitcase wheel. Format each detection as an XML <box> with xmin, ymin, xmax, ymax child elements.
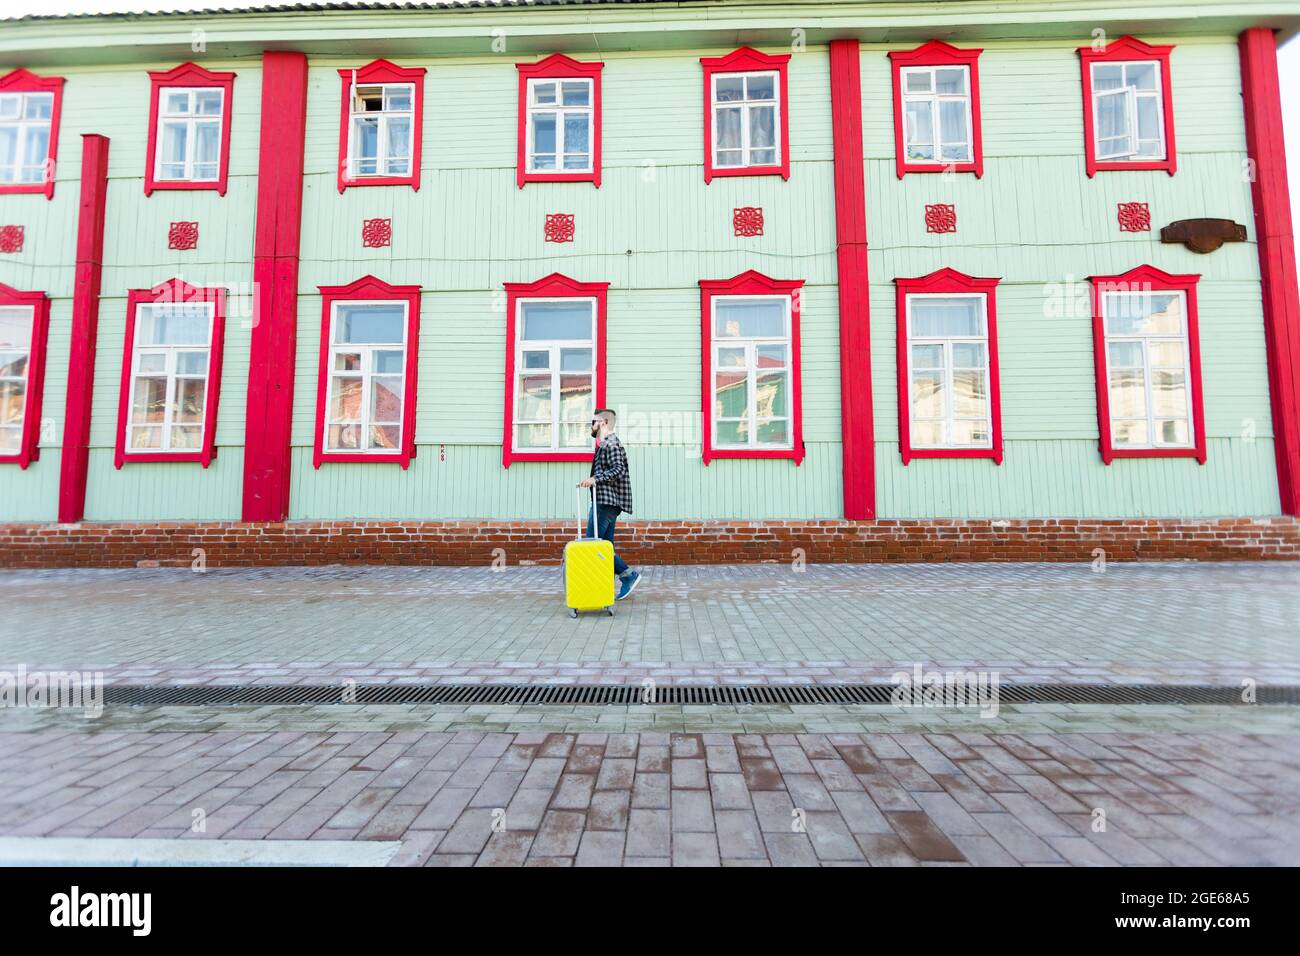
<box><xmin>568</xmin><ymin>608</ymin><xmax>579</xmax><ymax>619</ymax></box>
<box><xmin>605</xmin><ymin>607</ymin><xmax>615</xmax><ymax>617</ymax></box>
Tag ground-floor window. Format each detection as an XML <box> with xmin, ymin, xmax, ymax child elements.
<box><xmin>698</xmin><ymin>270</ymin><xmax>804</xmax><ymax>464</ymax></box>
<box><xmin>115</xmin><ymin>279</ymin><xmax>225</xmax><ymax>468</ymax></box>
<box><xmin>501</xmin><ymin>273</ymin><xmax>608</xmax><ymax>467</ymax></box>
<box><xmin>313</xmin><ymin>276</ymin><xmax>421</xmax><ymax>468</ymax></box>
<box><xmin>1091</xmin><ymin>265</ymin><xmax>1205</xmax><ymax>464</ymax></box>
<box><xmin>894</xmin><ymin>268</ymin><xmax>1003</xmax><ymax>464</ymax></box>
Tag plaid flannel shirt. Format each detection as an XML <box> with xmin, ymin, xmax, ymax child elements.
<box><xmin>590</xmin><ymin>433</ymin><xmax>634</xmax><ymax>514</ymax></box>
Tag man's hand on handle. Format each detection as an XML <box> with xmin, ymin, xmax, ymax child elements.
<box><xmin>578</xmin><ymin>478</ymin><xmax>595</xmax><ymax>489</ymax></box>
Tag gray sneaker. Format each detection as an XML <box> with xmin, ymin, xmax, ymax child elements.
<box><xmin>616</xmin><ymin>570</ymin><xmax>641</xmax><ymax>601</ymax></box>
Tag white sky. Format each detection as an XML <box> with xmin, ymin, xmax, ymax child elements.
<box><xmin>3</xmin><ymin>0</ymin><xmax>1299</xmax><ymax>266</ymax></box>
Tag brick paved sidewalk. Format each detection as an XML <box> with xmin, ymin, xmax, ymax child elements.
<box><xmin>2</xmin><ymin>730</ymin><xmax>1297</xmax><ymax>866</ymax></box>
<box><xmin>3</xmin><ymin>562</ymin><xmax>1298</xmax><ymax>686</ymax></box>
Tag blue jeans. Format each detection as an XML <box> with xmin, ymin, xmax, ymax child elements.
<box><xmin>587</xmin><ymin>505</ymin><xmax>629</xmax><ymax>577</ymax></box>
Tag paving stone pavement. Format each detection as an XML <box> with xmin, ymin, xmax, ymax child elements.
<box><xmin>3</xmin><ymin>561</ymin><xmax>1298</xmax><ymax>866</ymax></box>
<box><xmin>1</xmin><ymin>730</ymin><xmax>1297</xmax><ymax>867</ymax></box>
<box><xmin>3</xmin><ymin>701</ymin><xmax>1299</xmax><ymax>736</ymax></box>
<box><xmin>2</xmin><ymin>562</ymin><xmax>1298</xmax><ymax>685</ymax></box>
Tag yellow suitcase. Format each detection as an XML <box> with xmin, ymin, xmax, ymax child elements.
<box><xmin>565</xmin><ymin>487</ymin><xmax>616</xmax><ymax>617</ymax></box>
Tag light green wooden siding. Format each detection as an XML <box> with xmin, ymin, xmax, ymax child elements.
<box><xmin>289</xmin><ymin>48</ymin><xmax>840</xmax><ymax>519</ymax></box>
<box><xmin>861</xmin><ymin>37</ymin><xmax>1280</xmax><ymax>519</ymax></box>
<box><xmin>0</xmin><ymin>62</ymin><xmax>260</xmax><ymax>522</ymax></box>
<box><xmin>0</xmin><ymin>32</ymin><xmax>1286</xmax><ymax>524</ymax></box>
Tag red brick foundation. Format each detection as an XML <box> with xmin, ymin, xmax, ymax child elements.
<box><xmin>1</xmin><ymin>517</ymin><xmax>1298</xmax><ymax>568</ymax></box>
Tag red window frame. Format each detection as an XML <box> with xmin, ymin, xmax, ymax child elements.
<box><xmin>336</xmin><ymin>59</ymin><xmax>426</xmax><ymax>193</ymax></box>
<box><xmin>143</xmin><ymin>62</ymin><xmax>236</xmax><ymax>197</ymax></box>
<box><xmin>888</xmin><ymin>40</ymin><xmax>984</xmax><ymax>179</ymax></box>
<box><xmin>0</xmin><ymin>68</ymin><xmax>65</xmax><ymax>200</ymax></box>
<box><xmin>700</xmin><ymin>47</ymin><xmax>791</xmax><ymax>184</ymax></box>
<box><xmin>894</xmin><ymin>268</ymin><xmax>1003</xmax><ymax>465</ymax></box>
<box><xmin>1078</xmin><ymin>35</ymin><xmax>1177</xmax><ymax>178</ymax></box>
<box><xmin>313</xmin><ymin>275</ymin><xmax>422</xmax><ymax>469</ymax></box>
<box><xmin>502</xmin><ymin>272</ymin><xmax>608</xmax><ymax>468</ymax></box>
<box><xmin>515</xmin><ymin>54</ymin><xmax>604</xmax><ymax>189</ymax></box>
<box><xmin>699</xmin><ymin>269</ymin><xmax>805</xmax><ymax>465</ymax></box>
<box><xmin>1090</xmin><ymin>264</ymin><xmax>1205</xmax><ymax>465</ymax></box>
<box><xmin>0</xmin><ymin>282</ymin><xmax>51</xmax><ymax>469</ymax></box>
<box><xmin>114</xmin><ymin>278</ymin><xmax>226</xmax><ymax>469</ymax></box>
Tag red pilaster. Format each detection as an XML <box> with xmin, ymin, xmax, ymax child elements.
<box><xmin>57</xmin><ymin>134</ymin><xmax>110</xmax><ymax>523</ymax></box>
<box><xmin>1240</xmin><ymin>28</ymin><xmax>1300</xmax><ymax>516</ymax></box>
<box><xmin>829</xmin><ymin>39</ymin><xmax>875</xmax><ymax>519</ymax></box>
<box><xmin>242</xmin><ymin>52</ymin><xmax>308</xmax><ymax>521</ymax></box>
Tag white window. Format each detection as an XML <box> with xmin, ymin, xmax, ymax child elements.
<box><xmin>900</xmin><ymin>65</ymin><xmax>972</xmax><ymax>165</ymax></box>
<box><xmin>711</xmin><ymin>71</ymin><xmax>779</xmax><ymax>168</ymax></box>
<box><xmin>155</xmin><ymin>87</ymin><xmax>223</xmax><ymax>182</ymax></box>
<box><xmin>1102</xmin><ymin>290</ymin><xmax>1193</xmax><ymax>448</ymax></box>
<box><xmin>324</xmin><ymin>301</ymin><xmax>408</xmax><ymax>454</ymax></box>
<box><xmin>347</xmin><ymin>83</ymin><xmax>413</xmax><ymax>178</ymax></box>
<box><xmin>514</xmin><ymin>299</ymin><xmax>595</xmax><ymax>452</ymax></box>
<box><xmin>0</xmin><ymin>90</ymin><xmax>53</xmax><ymax>185</ymax></box>
<box><xmin>126</xmin><ymin>302</ymin><xmax>215</xmax><ymax>452</ymax></box>
<box><xmin>1091</xmin><ymin>61</ymin><xmax>1165</xmax><ymax>161</ymax></box>
<box><xmin>526</xmin><ymin>78</ymin><xmax>592</xmax><ymax>173</ymax></box>
<box><xmin>905</xmin><ymin>294</ymin><xmax>992</xmax><ymax>448</ymax></box>
<box><xmin>711</xmin><ymin>296</ymin><xmax>792</xmax><ymax>449</ymax></box>
<box><xmin>0</xmin><ymin>306</ymin><xmax>34</xmax><ymax>455</ymax></box>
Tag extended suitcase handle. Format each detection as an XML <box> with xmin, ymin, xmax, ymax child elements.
<box><xmin>577</xmin><ymin>483</ymin><xmax>598</xmax><ymax>541</ymax></box>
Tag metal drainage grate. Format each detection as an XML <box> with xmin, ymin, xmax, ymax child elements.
<box><xmin>100</xmin><ymin>683</ymin><xmax>1300</xmax><ymax>707</ymax></box>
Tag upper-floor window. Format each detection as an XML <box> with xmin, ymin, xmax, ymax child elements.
<box><xmin>889</xmin><ymin>41</ymin><xmax>984</xmax><ymax>178</ymax></box>
<box><xmin>700</xmin><ymin>47</ymin><xmax>791</xmax><ymax>183</ymax></box>
<box><xmin>900</xmin><ymin>66</ymin><xmax>972</xmax><ymax>166</ymax></box>
<box><xmin>115</xmin><ymin>280</ymin><xmax>226</xmax><ymax>468</ymax></box>
<box><xmin>1091</xmin><ymin>265</ymin><xmax>1204</xmax><ymax>463</ymax></box>
<box><xmin>502</xmin><ymin>274</ymin><xmax>608</xmax><ymax>467</ymax></box>
<box><xmin>699</xmin><ymin>270</ymin><xmax>804</xmax><ymax>464</ymax></box>
<box><xmin>516</xmin><ymin>55</ymin><xmax>603</xmax><ymax>187</ymax></box>
<box><xmin>314</xmin><ymin>276</ymin><xmax>421</xmax><ymax>468</ymax></box>
<box><xmin>337</xmin><ymin>60</ymin><xmax>426</xmax><ymax>192</ymax></box>
<box><xmin>894</xmin><ymin>268</ymin><xmax>1003</xmax><ymax>464</ymax></box>
<box><xmin>0</xmin><ymin>283</ymin><xmax>51</xmax><ymax>469</ymax></box>
<box><xmin>1078</xmin><ymin>36</ymin><xmax>1176</xmax><ymax>177</ymax></box>
<box><xmin>350</xmin><ymin>84</ymin><xmax>413</xmax><ymax>177</ymax></box>
<box><xmin>145</xmin><ymin>62</ymin><xmax>236</xmax><ymax>195</ymax></box>
<box><xmin>0</xmin><ymin>69</ymin><xmax>64</xmax><ymax>199</ymax></box>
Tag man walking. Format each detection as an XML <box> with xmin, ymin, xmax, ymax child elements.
<box><xmin>578</xmin><ymin>408</ymin><xmax>641</xmax><ymax>601</ymax></box>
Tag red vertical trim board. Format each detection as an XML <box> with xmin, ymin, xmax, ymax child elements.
<box><xmin>1240</xmin><ymin>28</ymin><xmax>1300</xmax><ymax>515</ymax></box>
<box><xmin>57</xmin><ymin>134</ymin><xmax>110</xmax><ymax>523</ymax></box>
<box><xmin>828</xmin><ymin>39</ymin><xmax>875</xmax><ymax>520</ymax></box>
<box><xmin>242</xmin><ymin>52</ymin><xmax>308</xmax><ymax>522</ymax></box>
